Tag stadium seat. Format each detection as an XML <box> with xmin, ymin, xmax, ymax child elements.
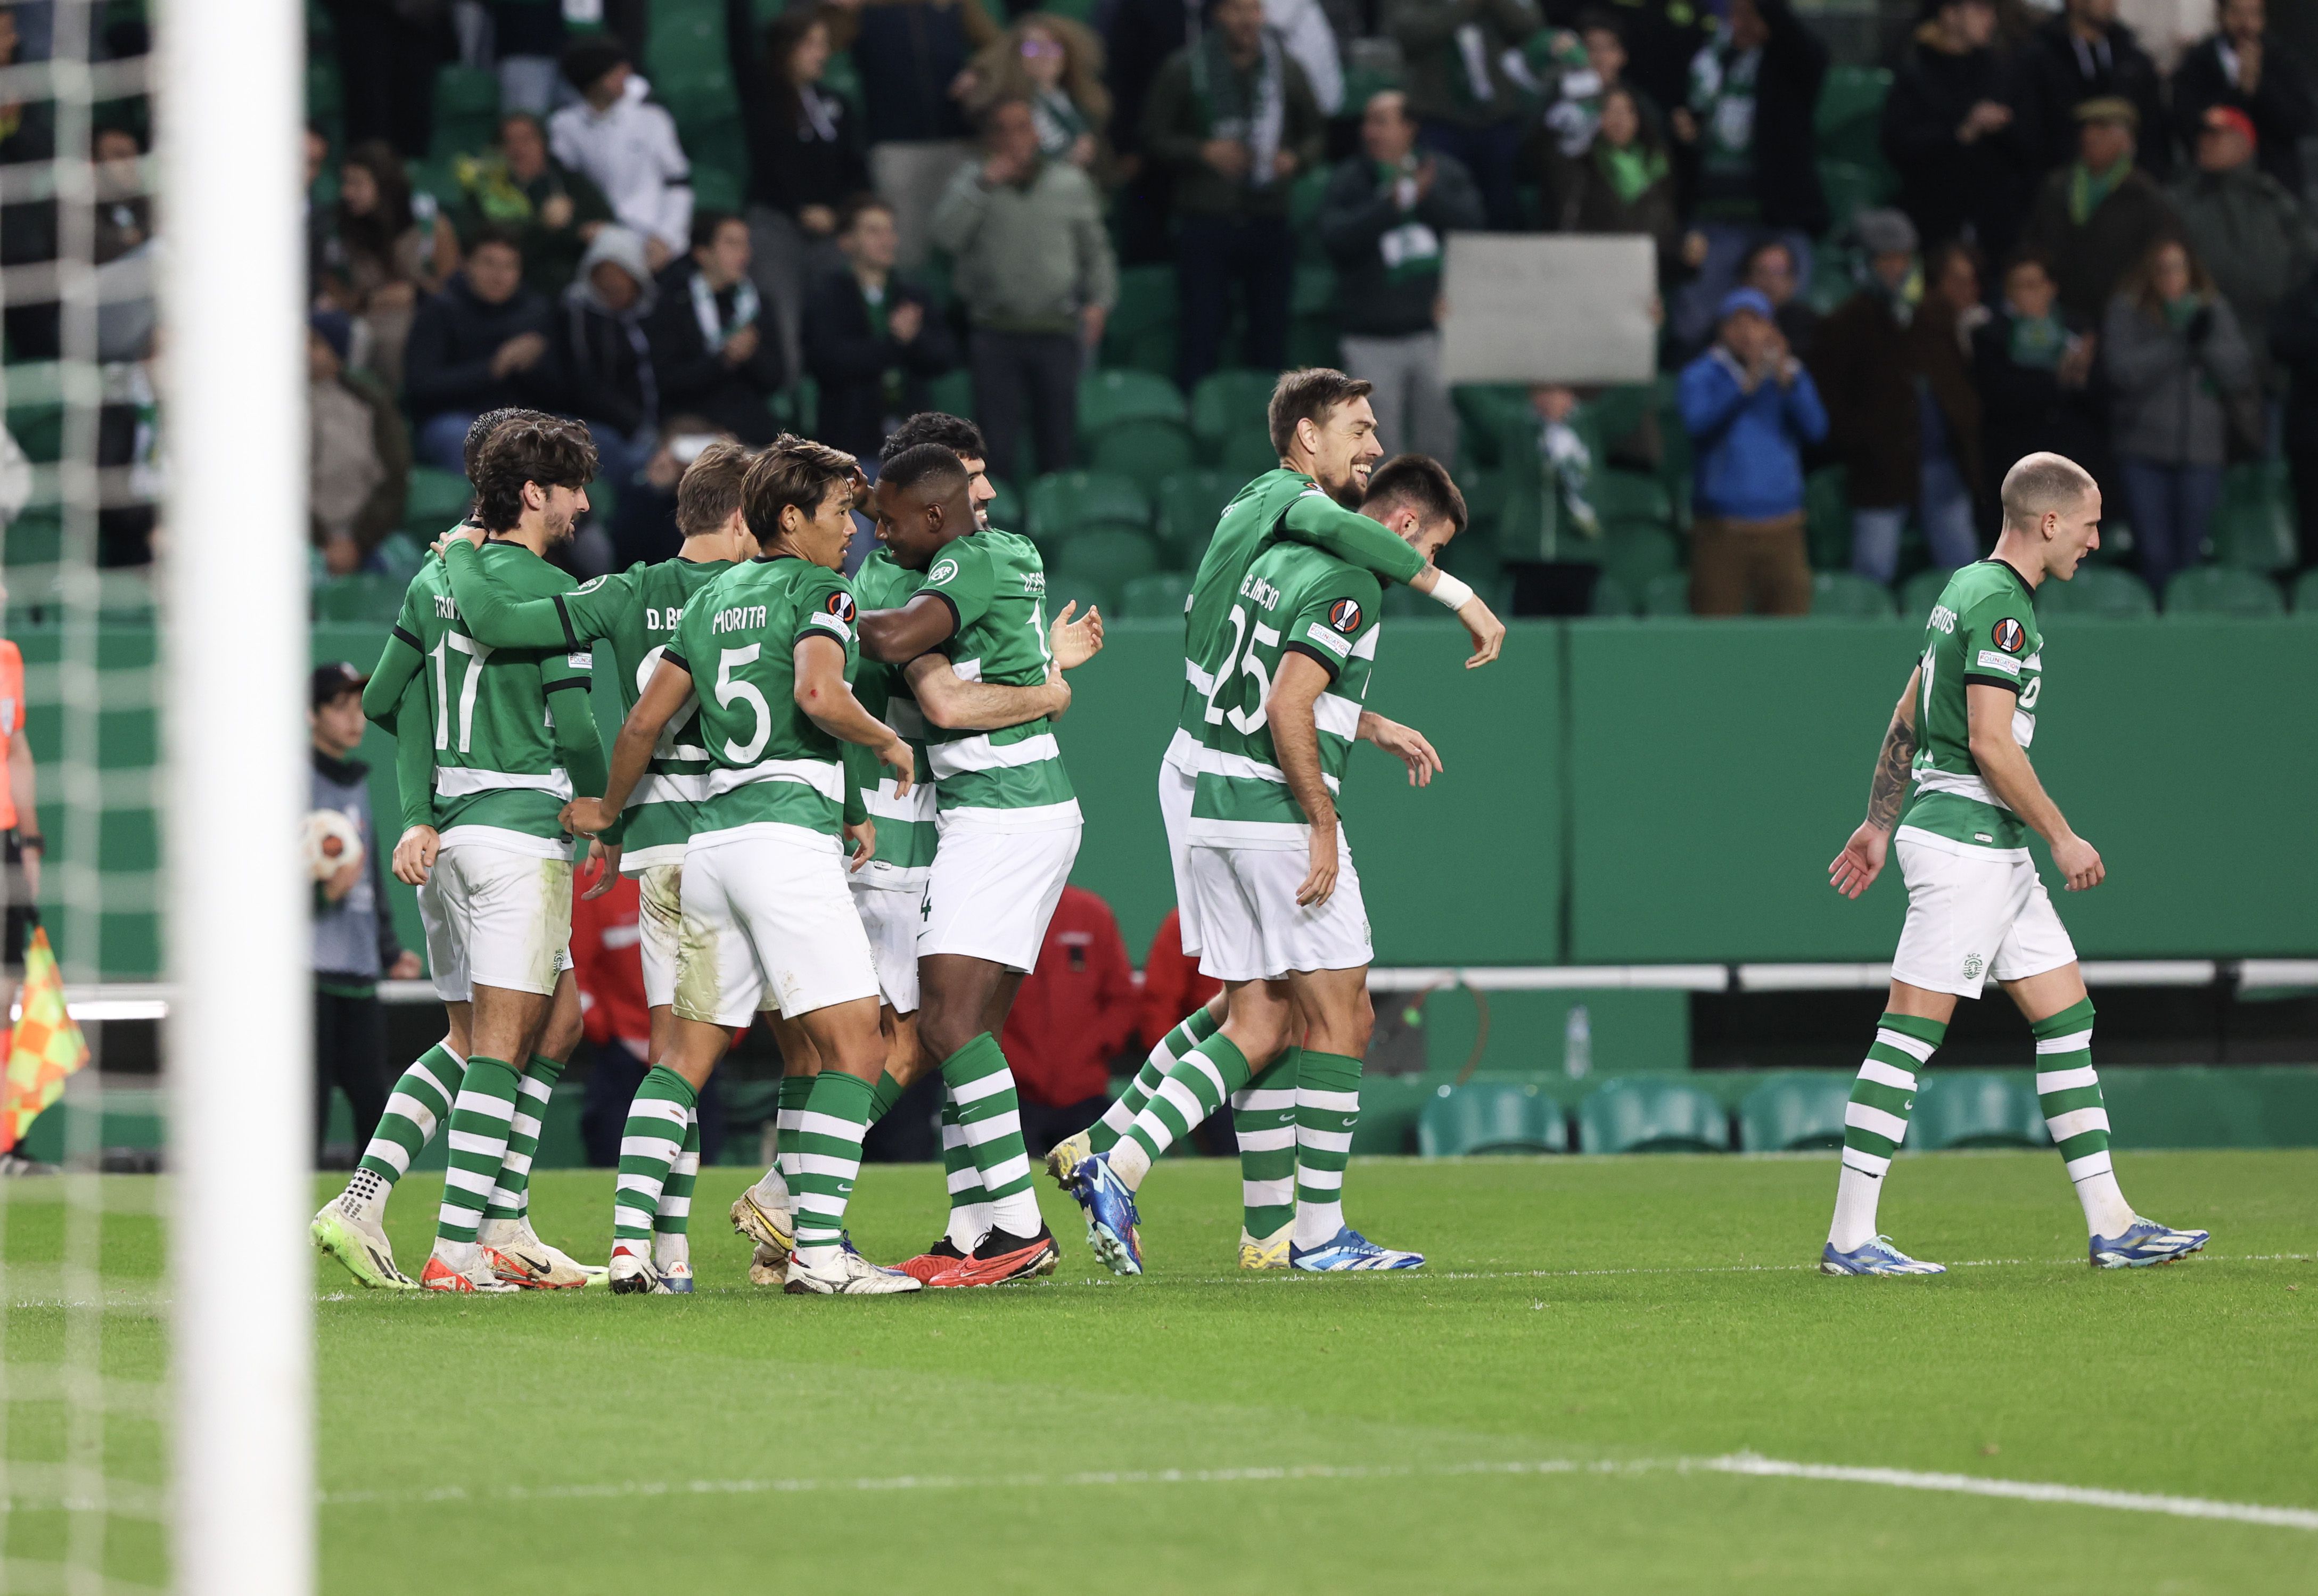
<box><xmin>1736</xmin><ymin>1074</ymin><xmax>1852</xmax><ymax>1152</ymax></box>
<box><xmin>1417</xmin><ymin>1082</ymin><xmax>1570</xmax><ymax>1158</ymax></box>
<box><xmin>405</xmin><ymin>466</ymin><xmax>473</xmax><ymax>532</ymax></box>
<box><xmin>7</xmin><ymin>401</ymin><xmax>63</xmax><ymax>465</ymax></box>
<box><xmin>313</xmin><ymin>575</ymin><xmax>406</xmax><ymax>625</ymax></box>
<box><xmin>2039</xmin><ymin>564</ymin><xmax>2155</xmax><ymax>618</ymax></box>
<box><xmin>428</xmin><ymin>65</ymin><xmax>500</xmax><ymax>161</ymax></box>
<box><xmin>2294</xmin><ymin>567</ymin><xmax>2318</xmax><ymax>615</ymax></box>
<box><xmin>1909</xmin><ymin>1073</ymin><xmax>2046</xmax><ymax>1151</ymax></box>
<box><xmin>1155</xmin><ymin>468</ymin><xmax>1238</xmax><ymax>566</ymax></box>
<box><xmin>1804</xmin><ymin>467</ymin><xmax>1851</xmax><ymax>568</ymax></box>
<box><xmin>1588</xmin><ymin>571</ymin><xmax>1637</xmax><ymax>616</ymax></box>
<box><xmin>1599</xmin><ymin>524</ymin><xmax>1681</xmax><ymax>595</ymax></box>
<box><xmin>1119</xmin><ymin>571</ymin><xmax>1194</xmax><ymax>618</ymax></box>
<box><xmin>1898</xmin><ymin>566</ymin><xmax>1948</xmax><ymax>620</ymax></box>
<box><xmin>1810</xmin><ymin>571</ymin><xmax>1897</xmax><ymax>618</ymax></box>
<box><xmin>1026</xmin><ymin>471</ymin><xmax>1149</xmax><ymax>541</ymax></box>
<box><xmin>1049</xmin><ymin>573</ymin><xmax>1120</xmax><ymax>621</ymax></box>
<box><xmin>4</xmin><ymin>507</ymin><xmax>62</xmax><ymax>569</ymax></box>
<box><xmin>1103</xmin><ymin>265</ymin><xmax>1179</xmax><ymax>377</ymax></box>
<box><xmin>1459</xmin><ymin>469</ymin><xmax>1507</xmax><ymax>539</ymax></box>
<box><xmin>925</xmin><ymin>367</ymin><xmax>974</xmax><ymax>423</ymax></box>
<box><xmin>1215</xmin><ymin>426</ymin><xmax>1281</xmax><ymax>476</ymax></box>
<box><xmin>1190</xmin><ymin>369</ymin><xmax>1277</xmax><ymax>462</ymax></box>
<box><xmin>1639</xmin><ymin>571</ymin><xmax>1692</xmax><ymax>616</ymax></box>
<box><xmin>1816</xmin><ymin>160</ymin><xmax>1894</xmax><ymax>232</ymax></box>
<box><xmin>1078</xmin><ymin>368</ymin><xmax>1187</xmax><ymax>440</ymax></box>
<box><xmin>1089</xmin><ymin>416</ymin><xmax>1198</xmax><ymax>497</ymax></box>
<box><xmin>1451</xmin><ymin>384</ymin><xmax>1536</xmax><ymax>465</ymax></box>
<box><xmin>2164</xmin><ymin>565</ymin><xmax>2284</xmax><ymax>618</ymax></box>
<box><xmin>1814</xmin><ymin>65</ymin><xmax>1892</xmax><ymax>166</ymax></box>
<box><xmin>1591</xmin><ymin>469</ymin><xmax>1673</xmax><ymax>529</ymax></box>
<box><xmin>1052</xmin><ymin>527</ymin><xmax>1160</xmax><ymax>591</ymax></box>
<box><xmin>985</xmin><ymin>475</ymin><xmax>1024</xmax><ymax>533</ymax></box>
<box><xmin>2208</xmin><ymin>496</ymin><xmax>2297</xmax><ymax>573</ymax></box>
<box><xmin>1577</xmin><ymin>1080</ymin><xmax>1732</xmax><ymax>1153</ymax></box>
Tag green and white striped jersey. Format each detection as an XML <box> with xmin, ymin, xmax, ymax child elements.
<box><xmin>448</xmin><ymin>548</ymin><xmax>736</xmax><ymax>872</ymax></box>
<box><xmin>1903</xmin><ymin>558</ymin><xmax>2043</xmax><ymax>855</ymax></box>
<box><xmin>1171</xmin><ymin>469</ymin><xmax>1426</xmax><ymax>771</ymax></box>
<box><xmin>849</xmin><ymin>550</ymin><xmax>936</xmax><ymax>885</ymax></box>
<box><xmin>915</xmin><ymin>528</ymin><xmax>1078</xmax><ymax>833</ymax></box>
<box><xmin>1187</xmin><ymin>539</ymin><xmax>1382</xmax><ymax>849</ymax></box>
<box><xmin>392</xmin><ymin>541</ymin><xmax>594</xmax><ymax>859</ymax></box>
<box><xmin>666</xmin><ymin>556</ymin><xmax>860</xmax><ymax>849</ymax></box>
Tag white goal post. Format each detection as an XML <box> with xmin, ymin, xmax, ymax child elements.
<box><xmin>159</xmin><ymin>0</ymin><xmax>313</xmax><ymax>1592</ymax></box>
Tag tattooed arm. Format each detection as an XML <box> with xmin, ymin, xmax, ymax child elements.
<box><xmin>1828</xmin><ymin>667</ymin><xmax>1920</xmax><ymax>900</ymax></box>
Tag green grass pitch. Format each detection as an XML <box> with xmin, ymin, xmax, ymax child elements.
<box><xmin>5</xmin><ymin>1149</ymin><xmax>2314</xmax><ymax>1592</ymax></box>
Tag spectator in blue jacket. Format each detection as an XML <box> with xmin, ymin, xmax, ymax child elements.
<box><xmin>1679</xmin><ymin>286</ymin><xmax>1827</xmax><ymax>615</ymax></box>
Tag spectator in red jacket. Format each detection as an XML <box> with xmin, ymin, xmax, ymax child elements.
<box><xmin>571</xmin><ymin>862</ymin><xmax>726</xmax><ymax>1166</ymax></box>
<box><xmin>1001</xmin><ymin>884</ymin><xmax>1141</xmax><ymax>1155</ymax></box>
<box><xmin>1140</xmin><ymin>907</ymin><xmax>1220</xmax><ymax>1060</ymax></box>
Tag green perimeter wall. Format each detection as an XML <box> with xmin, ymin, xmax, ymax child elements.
<box><xmin>15</xmin><ymin>615</ymin><xmax>2316</xmax><ymax>985</ymax></box>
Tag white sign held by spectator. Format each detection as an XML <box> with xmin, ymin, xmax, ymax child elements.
<box><xmin>1440</xmin><ymin>234</ymin><xmax>1657</xmax><ymax>386</ymax></box>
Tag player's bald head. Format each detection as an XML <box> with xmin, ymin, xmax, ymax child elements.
<box><xmin>1999</xmin><ymin>453</ymin><xmax>2097</xmax><ymax>536</ymax></box>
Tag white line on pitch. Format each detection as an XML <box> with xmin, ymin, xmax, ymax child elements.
<box><xmin>317</xmin><ymin>1453</ymin><xmax>2318</xmax><ymax>1531</ymax></box>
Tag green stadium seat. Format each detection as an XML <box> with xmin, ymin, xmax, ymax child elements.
<box><xmin>1048</xmin><ymin>573</ymin><xmax>1120</xmax><ymax>620</ymax></box>
<box><xmin>1053</xmin><ymin>527</ymin><xmax>1160</xmax><ymax>590</ymax></box>
<box><xmin>1089</xmin><ymin>416</ymin><xmax>1198</xmax><ymax>497</ymax></box>
<box><xmin>1814</xmin><ymin>65</ymin><xmax>1892</xmax><ymax>158</ymax></box>
<box><xmin>1417</xmin><ymin>1082</ymin><xmax>1570</xmax><ymax>1157</ymax></box>
<box><xmin>2040</xmin><ymin>564</ymin><xmax>2155</xmax><ymax>617</ymax></box>
<box><xmin>984</xmin><ymin>475</ymin><xmax>1024</xmax><ymax>534</ymax></box>
<box><xmin>926</xmin><ymin>367</ymin><xmax>974</xmax><ymax>422</ymax></box>
<box><xmin>1810</xmin><ymin>571</ymin><xmax>1897</xmax><ymax>618</ymax></box>
<box><xmin>1103</xmin><ymin>265</ymin><xmax>1179</xmax><ymax>377</ymax></box>
<box><xmin>1459</xmin><ymin>469</ymin><xmax>1507</xmax><ymax>538</ymax></box>
<box><xmin>1215</xmin><ymin>427</ymin><xmax>1281</xmax><ymax>476</ymax></box>
<box><xmin>1639</xmin><ymin>571</ymin><xmax>1692</xmax><ymax>616</ymax></box>
<box><xmin>1078</xmin><ymin>368</ymin><xmax>1187</xmax><ymax>440</ymax></box>
<box><xmin>1588</xmin><ymin>571</ymin><xmax>1636</xmax><ymax>616</ymax></box>
<box><xmin>1804</xmin><ymin>467</ymin><xmax>1851</xmax><ymax>568</ymax></box>
<box><xmin>1599</xmin><ymin>524</ymin><xmax>1681</xmax><ymax>594</ymax></box>
<box><xmin>1817</xmin><ymin>160</ymin><xmax>1895</xmax><ymax>231</ymax></box>
<box><xmin>313</xmin><ymin>574</ymin><xmax>406</xmax><ymax>625</ymax></box>
<box><xmin>1737</xmin><ymin>1073</ymin><xmax>1853</xmax><ymax>1152</ymax></box>
<box><xmin>691</xmin><ymin>165</ymin><xmax>743</xmax><ymax>213</ymax></box>
<box><xmin>1451</xmin><ymin>384</ymin><xmax>1536</xmax><ymax>466</ymax></box>
<box><xmin>307</xmin><ymin>62</ymin><xmax>342</xmax><ymax>123</ymax></box>
<box><xmin>1576</xmin><ymin>1080</ymin><xmax>1732</xmax><ymax>1154</ymax></box>
<box><xmin>1119</xmin><ymin>571</ymin><xmax>1194</xmax><ymax>618</ymax></box>
<box><xmin>1591</xmin><ymin>469</ymin><xmax>1673</xmax><ymax>529</ymax></box>
<box><xmin>1026</xmin><ymin>471</ymin><xmax>1150</xmax><ymax>540</ymax></box>
<box><xmin>429</xmin><ymin>65</ymin><xmax>500</xmax><ymax>159</ymax></box>
<box><xmin>404</xmin><ymin>467</ymin><xmax>473</xmax><ymax>533</ymax></box>
<box><xmin>1155</xmin><ymin>468</ymin><xmax>1238</xmax><ymax>566</ymax></box>
<box><xmin>1190</xmin><ymin>369</ymin><xmax>1278</xmax><ymax>462</ymax></box>
<box><xmin>7</xmin><ymin>402</ymin><xmax>63</xmax><ymax>465</ymax></box>
<box><xmin>2207</xmin><ymin>496</ymin><xmax>2297</xmax><ymax>573</ymax></box>
<box><xmin>5</xmin><ymin>507</ymin><xmax>63</xmax><ymax>569</ymax></box>
<box><xmin>2163</xmin><ymin>565</ymin><xmax>2283</xmax><ymax>617</ymax></box>
<box><xmin>1909</xmin><ymin>1072</ymin><xmax>2045</xmax><ymax>1150</ymax></box>
<box><xmin>2294</xmin><ymin>567</ymin><xmax>2318</xmax><ymax>615</ymax></box>
<box><xmin>1898</xmin><ymin>566</ymin><xmax>1949</xmax><ymax>620</ymax></box>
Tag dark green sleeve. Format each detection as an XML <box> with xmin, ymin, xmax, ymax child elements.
<box><xmin>391</xmin><ymin>675</ymin><xmax>435</xmax><ymax>834</ymax></box>
<box><xmin>544</xmin><ymin>652</ymin><xmax>609</xmax><ymax>798</ymax></box>
<box><xmin>444</xmin><ymin>539</ymin><xmax>584</xmax><ymax>650</ymax></box>
<box><xmin>842</xmin><ymin>742</ymin><xmax>873</xmax><ymax>827</ymax></box>
<box><xmin>1278</xmin><ymin>492</ymin><xmax>1427</xmax><ymax>586</ymax></box>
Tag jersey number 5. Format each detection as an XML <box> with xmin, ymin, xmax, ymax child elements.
<box><xmin>714</xmin><ymin>645</ymin><xmax>772</xmax><ymax>765</ymax></box>
<box><xmin>1202</xmin><ymin>604</ymin><xmax>1279</xmax><ymax>735</ymax></box>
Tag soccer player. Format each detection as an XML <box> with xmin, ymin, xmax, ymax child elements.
<box><xmin>435</xmin><ymin>438</ymin><xmax>761</xmax><ymax>1291</ymax></box>
<box><xmin>563</xmin><ymin>437</ymin><xmax>922</xmax><ymax>1295</ymax></box>
<box><xmin>1064</xmin><ymin>453</ymin><xmax>1471</xmax><ymax>1274</ymax></box>
<box><xmin>316</xmin><ymin>413</ymin><xmax>612</xmax><ymax>1293</ymax></box>
<box><xmin>1049</xmin><ymin>368</ymin><xmax>1502</xmax><ymax>1266</ymax></box>
<box><xmin>839</xmin><ymin>442</ymin><xmax>1100</xmax><ymax>1287</ymax></box>
<box><xmin>1821</xmin><ymin>453</ymin><xmax>2209</xmax><ymax>1274</ymax></box>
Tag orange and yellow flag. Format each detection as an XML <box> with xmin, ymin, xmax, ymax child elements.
<box><xmin>0</xmin><ymin>927</ymin><xmax>89</xmax><ymax>1154</ymax></box>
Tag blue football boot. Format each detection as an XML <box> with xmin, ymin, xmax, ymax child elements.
<box><xmin>1820</xmin><ymin>1236</ymin><xmax>1946</xmax><ymax>1276</ymax></box>
<box><xmin>2090</xmin><ymin>1217</ymin><xmax>2209</xmax><ymax>1269</ymax></box>
<box><xmin>1067</xmin><ymin>1151</ymin><xmax>1142</xmax><ymax>1276</ymax></box>
<box><xmin>1289</xmin><ymin>1228</ymin><xmax>1425</xmax><ymax>1271</ymax></box>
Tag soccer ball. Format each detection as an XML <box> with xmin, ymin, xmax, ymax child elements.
<box><xmin>304</xmin><ymin>809</ymin><xmax>365</xmax><ymax>881</ymax></box>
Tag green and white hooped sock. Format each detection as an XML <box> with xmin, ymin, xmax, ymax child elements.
<box><xmin>1828</xmin><ymin>1012</ymin><xmax>1946</xmax><ymax>1252</ymax></box>
<box><xmin>775</xmin><ymin>1072</ymin><xmax>812</xmax><ymax>1186</ymax></box>
<box><xmin>1232</xmin><ymin>1047</ymin><xmax>1300</xmax><ymax>1241</ymax></box>
<box><xmin>485</xmin><ymin>1055</ymin><xmax>564</xmax><ymax>1224</ymax></box>
<box><xmin>654</xmin><ymin>1109</ymin><xmax>700</xmax><ymax>1269</ymax></box>
<box><xmin>1113</xmin><ymin>1034</ymin><xmax>1253</xmax><ymax>1190</ymax></box>
<box><xmin>2033</xmin><ymin>999</ymin><xmax>2133</xmax><ymax>1237</ymax></box>
<box><xmin>1092</xmin><ymin>1006</ymin><xmax>1222</xmax><ymax>1153</ymax></box>
<box><xmin>1292</xmin><ymin>1051</ymin><xmax>1363</xmax><ymax>1249</ymax></box>
<box><xmin>938</xmin><ymin>1033</ymin><xmax>1040</xmax><ymax>1238</ymax></box>
<box><xmin>790</xmin><ymin>1071</ymin><xmax>874</xmax><ymax>1267</ymax></box>
<box><xmin>939</xmin><ymin>1091</ymin><xmax>992</xmax><ymax>1251</ymax></box>
<box><xmin>349</xmin><ymin>1042</ymin><xmax>466</xmax><ymax>1216</ymax></box>
<box><xmin>869</xmin><ymin>1070</ymin><xmax>906</xmax><ymax>1124</ymax></box>
<box><xmin>612</xmin><ymin>1066</ymin><xmax>697</xmax><ymax>1255</ymax></box>
<box><xmin>434</xmin><ymin>1056</ymin><xmax>522</xmax><ymax>1250</ymax></box>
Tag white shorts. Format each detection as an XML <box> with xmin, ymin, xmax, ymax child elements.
<box><xmin>675</xmin><ymin>827</ymin><xmax>881</xmax><ymax>1026</ymax></box>
<box><xmin>850</xmin><ymin>875</ymin><xmax>923</xmax><ymax>1014</ymax></box>
<box><xmin>1158</xmin><ymin>735</ymin><xmax>1202</xmax><ymax>956</ymax></box>
<box><xmin>637</xmin><ymin>862</ymin><xmax>683</xmax><ymax>1010</ymax></box>
<box><xmin>1187</xmin><ymin>831</ymin><xmax>1372</xmax><ymax>984</ymax></box>
<box><xmin>416</xmin><ymin>843</ymin><xmax>574</xmax><ymax>1001</ymax></box>
<box><xmin>917</xmin><ymin>822</ymin><xmax>1080</xmax><ymax>973</ymax></box>
<box><xmin>1890</xmin><ymin>828</ymin><xmax>2077</xmax><ymax>999</ymax></box>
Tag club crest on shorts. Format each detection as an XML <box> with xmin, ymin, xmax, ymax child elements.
<box><xmin>1961</xmin><ymin>953</ymin><xmax>1984</xmax><ymax>980</ymax></box>
<box><xmin>1990</xmin><ymin>617</ymin><xmax>2026</xmax><ymax>654</ymax></box>
<box><xmin>825</xmin><ymin>591</ymin><xmax>856</xmax><ymax>624</ymax></box>
<box><xmin>1328</xmin><ymin>597</ymin><xmax>1363</xmax><ymax>635</ymax></box>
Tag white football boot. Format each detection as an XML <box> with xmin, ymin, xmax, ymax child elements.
<box><xmin>783</xmin><ymin>1249</ymin><xmax>924</xmax><ymax>1296</ymax></box>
